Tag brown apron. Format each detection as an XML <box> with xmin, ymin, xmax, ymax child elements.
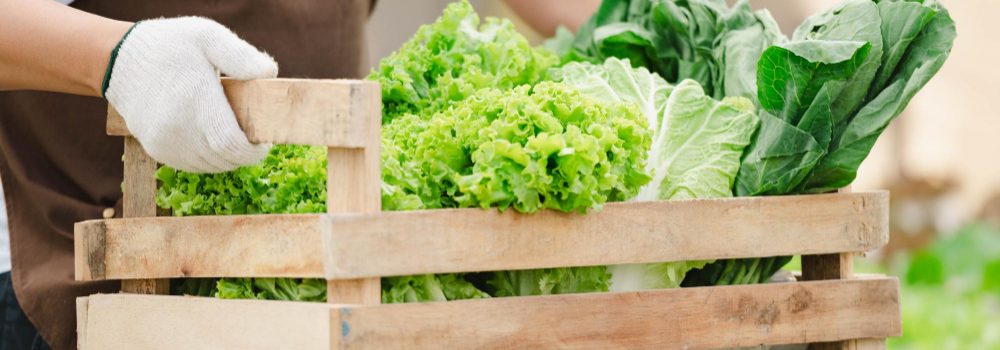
<box><xmin>0</xmin><ymin>1</ymin><xmax>373</xmax><ymax>348</ymax></box>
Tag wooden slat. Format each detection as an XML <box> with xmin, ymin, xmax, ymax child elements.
<box><xmin>802</xmin><ymin>186</ymin><xmax>887</xmax><ymax>350</ymax></box>
<box><xmin>75</xmin><ymin>215</ymin><xmax>323</xmax><ymax>280</ymax></box>
<box><xmin>325</xmin><ymin>80</ymin><xmax>381</xmax><ymax>305</ymax></box>
<box><xmin>119</xmin><ymin>137</ymin><xmax>169</xmax><ymax>294</ymax></box>
<box><xmin>75</xmin><ymin>192</ymin><xmax>889</xmax><ymax>281</ymax></box>
<box><xmin>77</xmin><ymin>297</ymin><xmax>89</xmax><ymax>350</ymax></box>
<box><xmin>107</xmin><ymin>78</ymin><xmax>377</xmax><ymax>148</ymax></box>
<box><xmin>78</xmin><ymin>278</ymin><xmax>901</xmax><ymax>350</ymax></box>
<box><xmin>324</xmin><ymin>191</ymin><xmax>888</xmax><ymax>279</ymax></box>
<box><xmin>82</xmin><ymin>294</ymin><xmax>331</xmax><ymax>350</ymax></box>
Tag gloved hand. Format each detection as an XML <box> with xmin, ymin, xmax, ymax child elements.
<box><xmin>104</xmin><ymin>17</ymin><xmax>277</xmax><ymax>173</ymax></box>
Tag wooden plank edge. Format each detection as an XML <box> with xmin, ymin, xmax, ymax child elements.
<box><xmin>83</xmin><ymin>294</ymin><xmax>333</xmax><ymax>350</ymax></box>
<box><xmin>107</xmin><ymin>78</ymin><xmax>376</xmax><ymax>148</ymax></box>
<box><xmin>73</xmin><ymin>192</ymin><xmax>888</xmax><ymax>281</ymax></box>
<box><xmin>75</xmin><ymin>214</ymin><xmax>324</xmax><ymax>281</ymax></box>
<box><xmin>77</xmin><ymin>297</ymin><xmax>89</xmax><ymax>350</ymax></box>
<box><xmin>74</xmin><ymin>220</ymin><xmax>106</xmax><ymax>281</ymax></box>
<box><xmin>333</xmin><ymin>278</ymin><xmax>901</xmax><ymax>349</ymax></box>
<box><xmin>80</xmin><ymin>278</ymin><xmax>899</xmax><ymax>349</ymax></box>
<box><xmin>324</xmin><ymin>191</ymin><xmax>889</xmax><ymax>279</ymax></box>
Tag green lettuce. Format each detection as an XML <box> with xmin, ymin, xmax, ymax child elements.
<box><xmin>546</xmin><ymin>58</ymin><xmax>757</xmax><ymax>292</ymax></box>
<box><xmin>368</xmin><ymin>0</ymin><xmax>557</xmax><ymax>123</ymax></box>
<box><xmin>489</xmin><ymin>267</ymin><xmax>611</xmax><ymax>297</ymax></box>
<box><xmin>162</xmin><ymin>3</ymin><xmax>653</xmax><ymax>303</ymax></box>
<box><xmin>381</xmin><ymin>81</ymin><xmax>651</xmax><ymax>214</ymax></box>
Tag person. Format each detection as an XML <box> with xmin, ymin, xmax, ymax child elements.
<box><xmin>0</xmin><ymin>0</ymin><xmax>597</xmax><ymax>349</ymax></box>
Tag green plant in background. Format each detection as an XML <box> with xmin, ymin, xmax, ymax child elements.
<box><xmin>890</xmin><ymin>222</ymin><xmax>1000</xmax><ymax>349</ymax></box>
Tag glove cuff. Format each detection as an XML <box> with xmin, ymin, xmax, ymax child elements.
<box><xmin>101</xmin><ymin>21</ymin><xmax>141</xmax><ymax>99</ymax></box>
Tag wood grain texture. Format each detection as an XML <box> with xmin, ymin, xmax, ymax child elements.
<box><xmin>77</xmin><ymin>297</ymin><xmax>89</xmax><ymax>350</ymax></box>
<box><xmin>75</xmin><ymin>192</ymin><xmax>889</xmax><ymax>281</ymax></box>
<box><xmin>803</xmin><ymin>253</ymin><xmax>854</xmax><ymax>281</ymax></box>
<box><xmin>82</xmin><ymin>294</ymin><xmax>331</xmax><ymax>350</ymax></box>
<box><xmin>803</xmin><ymin>186</ymin><xmax>887</xmax><ymax>350</ymax></box>
<box><xmin>120</xmin><ymin>137</ymin><xmax>169</xmax><ymax>294</ymax></box>
<box><xmin>107</xmin><ymin>79</ymin><xmax>377</xmax><ymax>148</ymax></box>
<box><xmin>75</xmin><ymin>215</ymin><xmax>324</xmax><ymax>280</ymax></box>
<box><xmin>324</xmin><ymin>191</ymin><xmax>889</xmax><ymax>279</ymax></box>
<box><xmin>75</xmin><ymin>278</ymin><xmax>900</xmax><ymax>350</ymax></box>
<box><xmin>325</xmin><ymin>82</ymin><xmax>381</xmax><ymax>304</ymax></box>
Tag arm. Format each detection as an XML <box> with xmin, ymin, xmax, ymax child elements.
<box><xmin>0</xmin><ymin>0</ymin><xmax>131</xmax><ymax>96</ymax></box>
<box><xmin>0</xmin><ymin>0</ymin><xmax>276</xmax><ymax>173</ymax></box>
<box><xmin>503</xmin><ymin>0</ymin><xmax>601</xmax><ymax>37</ymax></box>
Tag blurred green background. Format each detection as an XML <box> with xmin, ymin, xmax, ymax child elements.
<box><xmin>781</xmin><ymin>221</ymin><xmax>1000</xmax><ymax>349</ymax></box>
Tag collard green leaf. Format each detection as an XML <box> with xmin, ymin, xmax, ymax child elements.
<box><xmin>757</xmin><ymin>41</ymin><xmax>871</xmax><ymax>125</ymax></box>
<box><xmin>869</xmin><ymin>0</ymin><xmax>937</xmax><ymax>95</ymax></box>
<box><xmin>715</xmin><ymin>1</ymin><xmax>786</xmax><ymax>103</ymax></box>
<box><xmin>567</xmin><ymin>0</ymin><xmax>781</xmax><ymax>99</ymax></box>
<box><xmin>735</xmin><ymin>40</ymin><xmax>869</xmax><ymax>196</ymax></box>
<box><xmin>734</xmin><ymin>111</ymin><xmax>825</xmax><ymax>196</ymax></box>
<box><xmin>801</xmin><ymin>0</ymin><xmax>955</xmax><ymax>193</ymax></box>
<box><xmin>793</xmin><ymin>0</ymin><xmax>884</xmax><ymax>128</ymax></box>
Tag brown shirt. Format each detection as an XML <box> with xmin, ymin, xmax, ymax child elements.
<box><xmin>0</xmin><ymin>1</ymin><xmax>373</xmax><ymax>349</ymax></box>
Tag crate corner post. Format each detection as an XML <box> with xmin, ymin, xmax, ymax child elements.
<box><xmin>117</xmin><ymin>107</ymin><xmax>170</xmax><ymax>295</ymax></box>
<box><xmin>325</xmin><ymin>81</ymin><xmax>382</xmax><ymax>305</ymax></box>
<box><xmin>801</xmin><ymin>186</ymin><xmax>887</xmax><ymax>350</ymax></box>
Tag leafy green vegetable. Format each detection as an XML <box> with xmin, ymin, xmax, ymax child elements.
<box><xmin>381</xmin><ymin>81</ymin><xmax>651</xmax><ymax>213</ymax></box>
<box><xmin>550</xmin><ymin>58</ymin><xmax>757</xmax><ymax>291</ymax></box>
<box><xmin>640</xmin><ymin>80</ymin><xmax>758</xmax><ymax>200</ymax></box>
<box><xmin>489</xmin><ymin>267</ymin><xmax>611</xmax><ymax>296</ymax></box>
<box><xmin>156</xmin><ymin>145</ymin><xmax>326</xmax><ymax>216</ymax></box>
<box><xmin>735</xmin><ymin>41</ymin><xmax>871</xmax><ymax>196</ymax></box>
<box><xmin>162</xmin><ymin>1</ymin><xmax>654</xmax><ymax>303</ymax></box>
<box><xmin>736</xmin><ymin>0</ymin><xmax>955</xmax><ymax>195</ymax></box>
<box><xmin>368</xmin><ymin>0</ymin><xmax>557</xmax><ymax>123</ymax></box>
<box><xmin>801</xmin><ymin>0</ymin><xmax>956</xmax><ymax>193</ymax></box>
<box><xmin>215</xmin><ymin>278</ymin><xmax>326</xmax><ymax>302</ymax></box>
<box><xmin>609</xmin><ymin>260</ymin><xmax>710</xmax><ymax>290</ymax></box>
<box><xmin>382</xmin><ymin>274</ymin><xmax>490</xmax><ymax>303</ymax></box>
<box><xmin>549</xmin><ymin>57</ymin><xmax>672</xmax><ymax>140</ymax></box>
<box><xmin>565</xmin><ymin>0</ymin><xmax>784</xmax><ymax>100</ymax></box>
<box><xmin>561</xmin><ymin>0</ymin><xmax>955</xmax><ymax>287</ymax></box>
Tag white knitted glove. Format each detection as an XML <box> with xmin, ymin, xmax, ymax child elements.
<box><xmin>105</xmin><ymin>17</ymin><xmax>277</xmax><ymax>173</ymax></box>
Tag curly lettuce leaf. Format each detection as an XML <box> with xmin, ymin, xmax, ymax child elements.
<box><xmin>382</xmin><ymin>81</ymin><xmax>651</xmax><ymax>214</ymax></box>
<box><xmin>368</xmin><ymin>0</ymin><xmax>557</xmax><ymax>123</ymax></box>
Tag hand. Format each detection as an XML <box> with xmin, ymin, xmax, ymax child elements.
<box><xmin>105</xmin><ymin>17</ymin><xmax>277</xmax><ymax>173</ymax></box>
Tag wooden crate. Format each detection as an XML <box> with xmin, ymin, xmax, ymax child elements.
<box><xmin>76</xmin><ymin>79</ymin><xmax>900</xmax><ymax>350</ymax></box>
